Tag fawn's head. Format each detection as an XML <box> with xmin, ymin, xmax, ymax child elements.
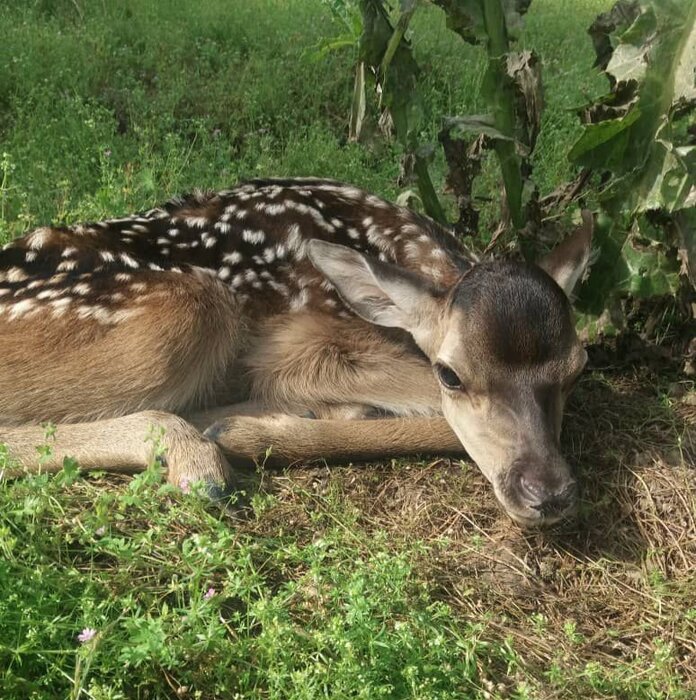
<box><xmin>308</xmin><ymin>213</ymin><xmax>593</xmax><ymax>527</ymax></box>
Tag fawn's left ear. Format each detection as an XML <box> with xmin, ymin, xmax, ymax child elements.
<box><xmin>538</xmin><ymin>210</ymin><xmax>594</xmax><ymax>298</ymax></box>
<box><xmin>307</xmin><ymin>239</ymin><xmax>442</xmax><ymax>337</ymax></box>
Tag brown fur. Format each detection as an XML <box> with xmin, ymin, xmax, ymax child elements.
<box><xmin>0</xmin><ymin>178</ymin><xmax>592</xmax><ymax>525</ymax></box>
<box><xmin>0</xmin><ymin>268</ymin><xmax>242</xmax><ymax>424</ymax></box>
<box><xmin>244</xmin><ymin>313</ymin><xmax>440</xmax><ymax>417</ymax></box>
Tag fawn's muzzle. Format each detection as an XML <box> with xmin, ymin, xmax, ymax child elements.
<box><xmin>516</xmin><ymin>473</ymin><xmax>578</xmax><ymax>517</ymax></box>
<box><xmin>501</xmin><ymin>458</ymin><xmax>578</xmax><ymax>526</ymax></box>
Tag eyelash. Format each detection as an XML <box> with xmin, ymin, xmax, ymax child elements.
<box><xmin>434</xmin><ymin>362</ymin><xmax>464</xmax><ymax>391</ymax></box>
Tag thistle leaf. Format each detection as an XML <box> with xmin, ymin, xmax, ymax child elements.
<box><xmin>572</xmin><ymin>0</ymin><xmax>696</xmax><ymax>326</ymax></box>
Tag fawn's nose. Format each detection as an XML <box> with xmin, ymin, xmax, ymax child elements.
<box><xmin>517</xmin><ymin>474</ymin><xmax>578</xmax><ymax>517</ymax></box>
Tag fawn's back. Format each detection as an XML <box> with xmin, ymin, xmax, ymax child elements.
<box><xmin>0</xmin><ymin>179</ymin><xmax>472</xmax><ymax>423</ymax></box>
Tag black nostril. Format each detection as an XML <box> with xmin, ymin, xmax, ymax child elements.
<box><xmin>535</xmin><ymin>483</ymin><xmax>578</xmax><ymax>515</ymax></box>
<box><xmin>518</xmin><ymin>475</ymin><xmax>547</xmax><ymax>504</ymax></box>
<box><xmin>518</xmin><ymin>475</ymin><xmax>578</xmax><ymax>514</ymax></box>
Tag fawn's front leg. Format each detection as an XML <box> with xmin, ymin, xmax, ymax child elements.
<box><xmin>0</xmin><ymin>411</ymin><xmax>235</xmax><ymax>497</ymax></box>
<box><xmin>198</xmin><ymin>413</ymin><xmax>465</xmax><ymax>467</ymax></box>
<box><xmin>191</xmin><ymin>311</ymin><xmax>461</xmax><ymax>465</ymax></box>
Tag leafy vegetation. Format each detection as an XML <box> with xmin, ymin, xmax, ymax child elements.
<box><xmin>0</xmin><ymin>459</ymin><xmax>492</xmax><ymax>699</ymax></box>
<box><xmin>342</xmin><ymin>0</ymin><xmax>695</xmax><ymax>336</ymax></box>
<box><xmin>0</xmin><ymin>0</ymin><xmax>608</xmax><ymax>244</ymax></box>
<box><xmin>0</xmin><ymin>0</ymin><xmax>694</xmax><ymax>698</ymax></box>
<box><xmin>570</xmin><ymin>0</ymin><xmax>696</xmax><ymax>331</ymax></box>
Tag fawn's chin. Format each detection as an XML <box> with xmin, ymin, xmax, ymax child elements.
<box><xmin>503</xmin><ymin>505</ymin><xmax>575</xmax><ymax>529</ymax></box>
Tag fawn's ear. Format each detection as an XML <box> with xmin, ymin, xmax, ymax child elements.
<box><xmin>307</xmin><ymin>239</ymin><xmax>441</xmax><ymax>336</ymax></box>
<box><xmin>538</xmin><ymin>210</ymin><xmax>594</xmax><ymax>298</ymax></box>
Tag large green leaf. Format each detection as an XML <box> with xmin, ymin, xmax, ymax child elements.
<box><xmin>567</xmin><ymin>107</ymin><xmax>642</xmax><ymax>170</ymax></box>
<box><xmin>573</xmin><ymin>0</ymin><xmax>695</xmax><ymax>322</ymax></box>
<box><xmin>621</xmin><ymin>229</ymin><xmax>680</xmax><ymax>298</ymax></box>
<box><xmin>587</xmin><ymin>0</ymin><xmax>641</xmax><ymax>73</ymax></box>
<box><xmin>570</xmin><ymin>0</ymin><xmax>696</xmax><ymax>214</ymax></box>
<box><xmin>576</xmin><ymin>213</ymin><xmax>681</xmax><ymax>318</ymax></box>
<box><xmin>638</xmin><ymin>122</ymin><xmax>696</xmax><ymax>213</ymax></box>
<box><xmin>429</xmin><ymin>0</ymin><xmax>531</xmax><ymax>43</ymax></box>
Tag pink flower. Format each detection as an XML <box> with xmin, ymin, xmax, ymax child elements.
<box><xmin>179</xmin><ymin>477</ymin><xmax>192</xmax><ymax>494</ymax></box>
<box><xmin>77</xmin><ymin>628</ymin><xmax>97</xmax><ymax>643</ymax></box>
<box><xmin>203</xmin><ymin>587</ymin><xmax>216</xmax><ymax>600</ymax></box>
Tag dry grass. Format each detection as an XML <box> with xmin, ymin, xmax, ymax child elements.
<box><xmin>243</xmin><ymin>366</ymin><xmax>696</xmax><ymax>696</ymax></box>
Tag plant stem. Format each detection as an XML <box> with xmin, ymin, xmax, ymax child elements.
<box><xmin>413</xmin><ymin>152</ymin><xmax>448</xmax><ymax>224</ymax></box>
<box><xmin>482</xmin><ymin>0</ymin><xmax>524</xmax><ymax>229</ymax></box>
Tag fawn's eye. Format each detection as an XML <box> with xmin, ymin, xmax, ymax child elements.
<box><xmin>434</xmin><ymin>363</ymin><xmax>463</xmax><ymax>391</ymax></box>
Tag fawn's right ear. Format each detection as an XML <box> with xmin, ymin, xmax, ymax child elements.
<box><xmin>307</xmin><ymin>239</ymin><xmax>442</xmax><ymax>338</ymax></box>
<box><xmin>538</xmin><ymin>210</ymin><xmax>594</xmax><ymax>299</ymax></box>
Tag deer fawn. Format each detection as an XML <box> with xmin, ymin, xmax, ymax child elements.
<box><xmin>0</xmin><ymin>178</ymin><xmax>592</xmax><ymax>527</ymax></box>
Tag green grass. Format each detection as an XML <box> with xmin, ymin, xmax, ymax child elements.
<box><xmin>1</xmin><ymin>1</ymin><xmax>695</xmax><ymax>698</ymax></box>
<box><xmin>0</xmin><ymin>464</ymin><xmax>494</xmax><ymax>699</ymax></box>
<box><xmin>0</xmin><ymin>0</ymin><xmax>608</xmax><ymax>242</ymax></box>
